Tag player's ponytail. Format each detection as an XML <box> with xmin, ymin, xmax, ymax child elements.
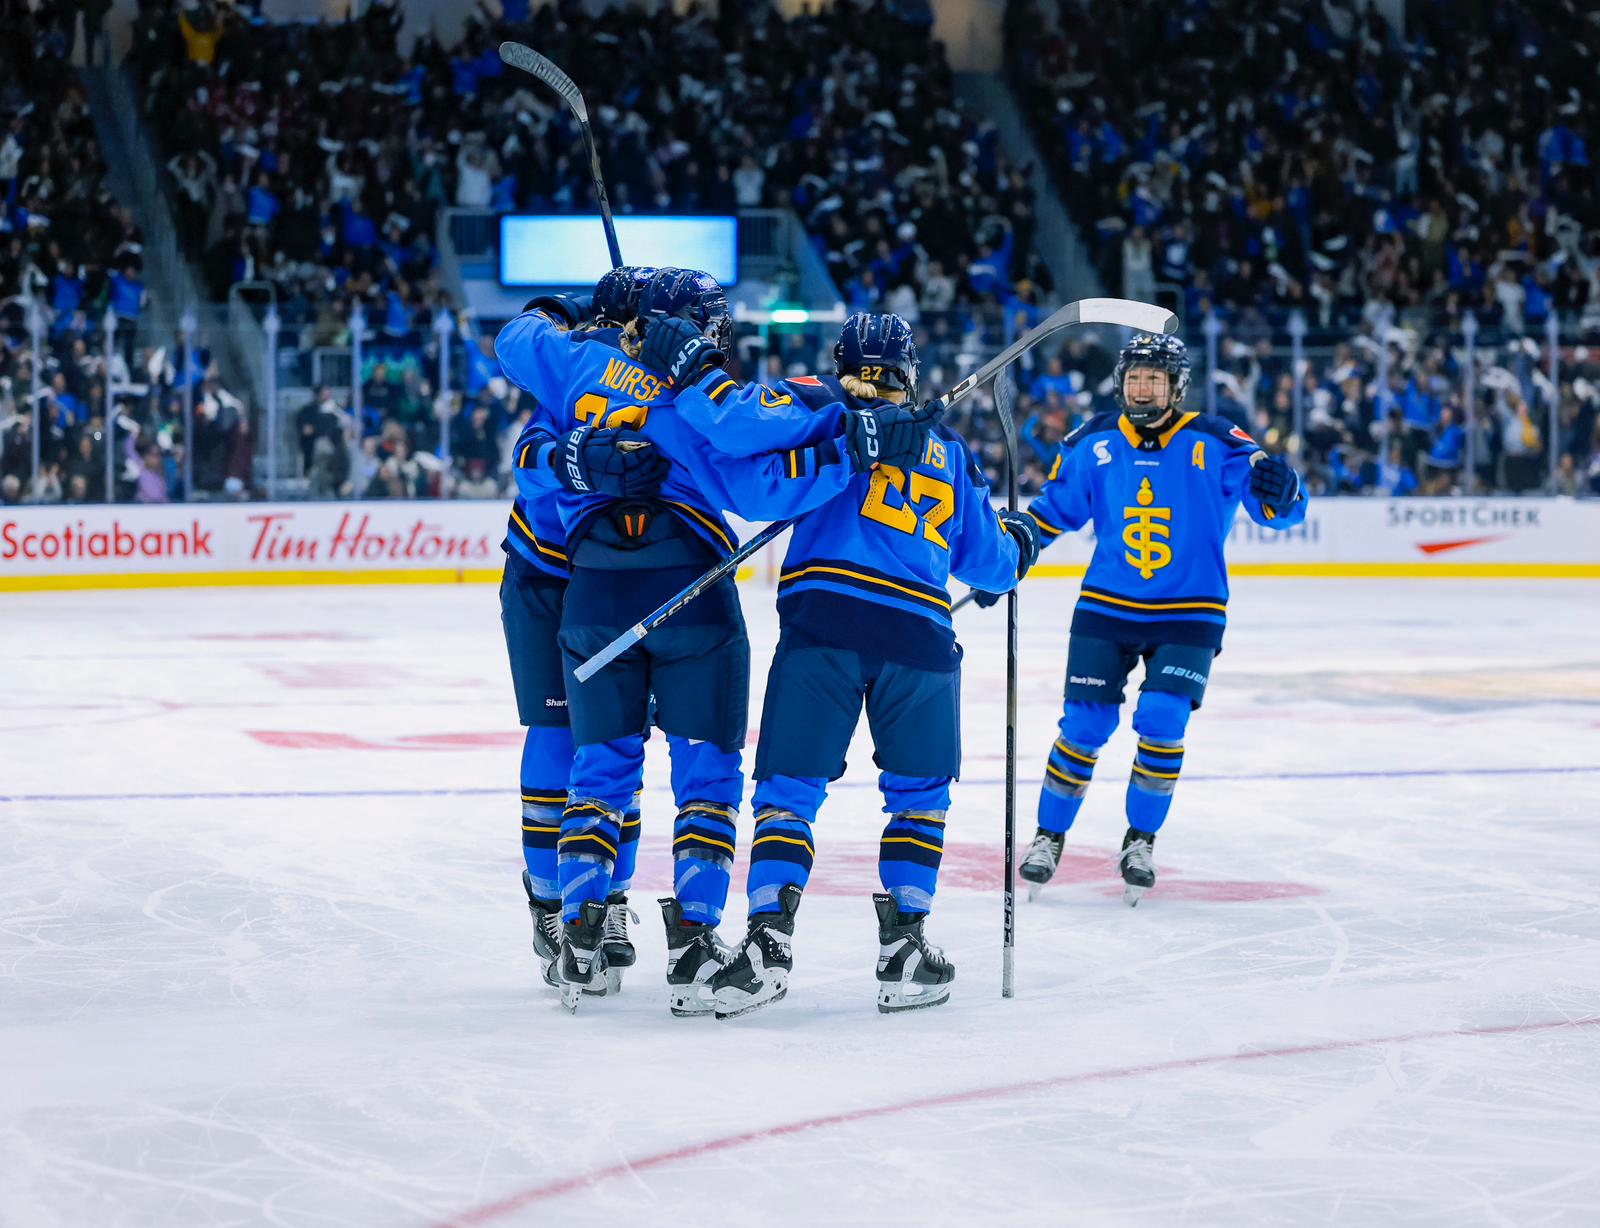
<box><xmin>839</xmin><ymin>373</ymin><xmax>879</xmax><ymax>401</ymax></box>
<box><xmin>620</xmin><ymin>319</ymin><xmax>645</xmax><ymax>359</ymax></box>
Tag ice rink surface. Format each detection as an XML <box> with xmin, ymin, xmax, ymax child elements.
<box><xmin>3</xmin><ymin>576</ymin><xmax>1599</xmax><ymax>1227</ymax></box>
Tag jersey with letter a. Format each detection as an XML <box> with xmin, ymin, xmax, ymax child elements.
<box><xmin>1028</xmin><ymin>410</ymin><xmax>1308</xmax><ymax>649</ymax></box>
<box><xmin>675</xmin><ymin>373</ymin><xmax>1020</xmax><ymax>670</ymax></box>
<box><xmin>495</xmin><ymin>312</ymin><xmax>853</xmax><ymax>565</ymax></box>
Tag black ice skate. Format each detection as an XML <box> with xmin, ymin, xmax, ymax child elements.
<box><xmin>522</xmin><ymin>871</ymin><xmax>562</xmax><ymax>989</ymax></box>
<box><xmin>556</xmin><ymin>900</ymin><xmax>609</xmax><ymax>1013</ymax></box>
<box><xmin>873</xmin><ymin>893</ymin><xmax>955</xmax><ymax>1013</ymax></box>
<box><xmin>601</xmin><ymin>891</ymin><xmax>639</xmax><ymax>993</ymax></box>
<box><xmin>711</xmin><ymin>884</ymin><xmax>802</xmax><ymax>1020</ymax></box>
<box><xmin>660</xmin><ymin>898</ymin><xmax>731</xmax><ymax>1017</ymax></box>
<box><xmin>1019</xmin><ymin>828</ymin><xmax>1066</xmax><ymax>901</ymax></box>
<box><xmin>1118</xmin><ymin>827</ymin><xmax>1156</xmax><ymax>907</ymax></box>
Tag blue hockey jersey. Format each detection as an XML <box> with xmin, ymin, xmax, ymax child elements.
<box><xmin>676</xmin><ymin>373</ymin><xmax>1020</xmax><ymax>669</ymax></box>
<box><xmin>1028</xmin><ymin>410</ymin><xmax>1308</xmax><ymax>649</ymax></box>
<box><xmin>496</xmin><ymin>312</ymin><xmax>854</xmax><ymax>567</ymax></box>
<box><xmin>501</xmin><ymin>490</ymin><xmax>569</xmax><ymax>581</ymax></box>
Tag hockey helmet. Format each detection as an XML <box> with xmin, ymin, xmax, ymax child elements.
<box><xmin>638</xmin><ymin>267</ymin><xmax>732</xmax><ymax>351</ymax></box>
<box><xmin>833</xmin><ymin>312</ymin><xmax>919</xmax><ymax>398</ymax></box>
<box><xmin>1114</xmin><ymin>332</ymin><xmax>1190</xmax><ymax>425</ymax></box>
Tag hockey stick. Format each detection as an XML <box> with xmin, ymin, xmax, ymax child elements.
<box><xmin>498</xmin><ymin>42</ymin><xmax>623</xmax><ymax>270</ymax></box>
<box><xmin>994</xmin><ymin>366</ymin><xmax>1020</xmax><ymax>1000</ymax></box>
<box><xmin>572</xmin><ymin>297</ymin><xmax>1176</xmax><ymax>683</ymax></box>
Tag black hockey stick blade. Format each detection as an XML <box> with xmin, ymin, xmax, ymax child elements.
<box><xmin>498</xmin><ymin>42</ymin><xmax>588</xmax><ymax>123</ymax></box>
<box><xmin>944</xmin><ymin>298</ymin><xmax>1177</xmax><ymax>409</ymax></box>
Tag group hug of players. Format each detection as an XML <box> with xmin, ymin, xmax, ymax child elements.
<box><xmin>496</xmin><ymin>264</ymin><xmax>1306</xmax><ymax>1017</ymax></box>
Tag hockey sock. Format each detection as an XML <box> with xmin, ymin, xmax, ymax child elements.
<box><xmin>611</xmin><ymin>791</ymin><xmax>642</xmax><ymax>894</ymax></box>
<box><xmin>558</xmin><ymin>799</ymin><xmax>622</xmax><ymax>922</ymax></box>
<box><xmin>747</xmin><ymin>807</ymin><xmax>816</xmax><ymax>914</ymax></box>
<box><xmin>672</xmin><ymin>802</ymin><xmax>739</xmax><ymax>926</ymax></box>
<box><xmin>519</xmin><ymin>724</ymin><xmax>573</xmax><ymax>901</ymax></box>
<box><xmin>1039</xmin><ymin>701</ymin><xmax>1117</xmax><ymax>834</ymax></box>
<box><xmin>1040</xmin><ymin>738</ymin><xmax>1098</xmax><ymax>833</ymax></box>
<box><xmin>665</xmin><ymin>737</ymin><xmax>744</xmax><ymax>925</ymax></box>
<box><xmin>878</xmin><ymin>810</ymin><xmax>946</xmax><ymax>915</ymax></box>
<box><xmin>1125</xmin><ymin>690</ymin><xmax>1190</xmax><ymax>834</ymax></box>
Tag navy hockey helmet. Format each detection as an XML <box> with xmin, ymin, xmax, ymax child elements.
<box><xmin>638</xmin><ymin>267</ymin><xmax>732</xmax><ymax>350</ymax></box>
<box><xmin>833</xmin><ymin>312</ymin><xmax>919</xmax><ymax>398</ymax></box>
<box><xmin>1113</xmin><ymin>332</ymin><xmax>1191</xmax><ymax>425</ymax></box>
<box><xmin>592</xmin><ymin>265</ymin><xmax>656</xmax><ymax>327</ymax></box>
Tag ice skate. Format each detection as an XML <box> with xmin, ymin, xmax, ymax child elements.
<box><xmin>660</xmin><ymin>897</ymin><xmax>731</xmax><ymax>1017</ymax></box>
<box><xmin>712</xmin><ymin>884</ymin><xmax>802</xmax><ymax>1020</ymax></box>
<box><xmin>600</xmin><ymin>891</ymin><xmax>639</xmax><ymax>993</ymax></box>
<box><xmin>1118</xmin><ymin>827</ymin><xmax>1156</xmax><ymax>906</ymax></box>
<box><xmin>522</xmin><ymin>871</ymin><xmax>562</xmax><ymax>989</ymax></box>
<box><xmin>556</xmin><ymin>900</ymin><xmax>609</xmax><ymax>1013</ymax></box>
<box><xmin>874</xmin><ymin>893</ymin><xmax>954</xmax><ymax>1012</ymax></box>
<box><xmin>1019</xmin><ymin>829</ymin><xmax>1066</xmax><ymax>901</ymax></box>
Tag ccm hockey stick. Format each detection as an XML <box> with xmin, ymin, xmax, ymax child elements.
<box><xmin>994</xmin><ymin>365</ymin><xmax>1020</xmax><ymax>999</ymax></box>
<box><xmin>498</xmin><ymin>42</ymin><xmax>622</xmax><ymax>269</ymax></box>
<box><xmin>572</xmin><ymin>297</ymin><xmax>1176</xmax><ymax>683</ymax></box>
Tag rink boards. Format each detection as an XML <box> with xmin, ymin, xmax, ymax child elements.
<box><xmin>2</xmin><ymin>497</ymin><xmax>1597</xmax><ymax>590</ymax></box>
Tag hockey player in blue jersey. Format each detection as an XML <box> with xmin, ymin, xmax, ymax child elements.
<box><xmin>986</xmin><ymin>332</ymin><xmax>1306</xmax><ymax>904</ymax></box>
<box><xmin>670</xmin><ymin>313</ymin><xmax>1040</xmax><ymax>1016</ymax></box>
<box><xmin>497</xmin><ymin>270</ymin><xmax>941</xmax><ymax>1012</ymax></box>
<box><xmin>503</xmin><ymin>264</ymin><xmax>662</xmax><ymax>994</ymax></box>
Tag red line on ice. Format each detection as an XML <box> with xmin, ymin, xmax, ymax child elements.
<box><xmin>431</xmin><ymin>1015</ymin><xmax>1600</xmax><ymax>1227</ymax></box>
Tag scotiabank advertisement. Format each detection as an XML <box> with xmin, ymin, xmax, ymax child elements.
<box><xmin>1</xmin><ymin>499</ymin><xmax>1596</xmax><ymax>589</ymax></box>
<box><xmin>0</xmin><ymin>502</ymin><xmax>506</xmax><ymax>585</ymax></box>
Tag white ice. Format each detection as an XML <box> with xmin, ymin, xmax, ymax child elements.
<box><xmin>3</xmin><ymin>577</ymin><xmax>1599</xmax><ymax>1228</ymax></box>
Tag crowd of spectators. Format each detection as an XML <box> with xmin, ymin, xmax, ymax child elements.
<box><xmin>121</xmin><ymin>0</ymin><xmax>1058</xmax><ymax>499</ymax></box>
<box><xmin>1007</xmin><ymin>0</ymin><xmax>1599</xmax><ymax>336</ymax></box>
<box><xmin>999</xmin><ymin>0</ymin><xmax>1600</xmax><ymax>498</ymax></box>
<box><xmin>132</xmin><ymin>0</ymin><xmax>1047</xmax><ymax>316</ymax></box>
<box><xmin>0</xmin><ymin>0</ymin><xmax>250</xmax><ymax>504</ymax></box>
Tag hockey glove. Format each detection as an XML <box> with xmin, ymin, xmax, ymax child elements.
<box><xmin>972</xmin><ymin>588</ymin><xmax>1003</xmax><ymax>609</ymax></box>
<box><xmin>550</xmin><ymin>426</ymin><xmax>670</xmax><ymax>499</ymax></box>
<box><xmin>640</xmin><ymin>315</ymin><xmax>726</xmax><ymax>391</ymax></box>
<box><xmin>1248</xmin><ymin>452</ymin><xmax>1300</xmax><ymax>515</ymax></box>
<box><xmin>999</xmin><ymin>508</ymin><xmax>1041</xmax><ymax>579</ymax></box>
<box><xmin>841</xmin><ymin>398</ymin><xmax>947</xmax><ymax>471</ymax></box>
<box><xmin>524</xmin><ymin>294</ymin><xmax>594</xmax><ymax>331</ymax></box>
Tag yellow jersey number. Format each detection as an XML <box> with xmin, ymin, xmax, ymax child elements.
<box><xmin>860</xmin><ymin>465</ymin><xmax>954</xmax><ymax>550</ymax></box>
<box><xmin>575</xmin><ymin>392</ymin><xmax>649</xmax><ymax>431</ymax></box>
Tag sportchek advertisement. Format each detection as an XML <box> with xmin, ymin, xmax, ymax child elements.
<box><xmin>1</xmin><ymin>498</ymin><xmax>1596</xmax><ymax>589</ymax></box>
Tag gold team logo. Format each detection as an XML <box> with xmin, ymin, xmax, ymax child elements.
<box><xmin>1122</xmin><ymin>477</ymin><xmax>1172</xmax><ymax>579</ymax></box>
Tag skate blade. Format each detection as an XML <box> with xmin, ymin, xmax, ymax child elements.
<box><xmin>1123</xmin><ymin>883</ymin><xmax>1149</xmax><ymax>907</ymax></box>
<box><xmin>877</xmin><ymin>981</ymin><xmax>952</xmax><ymax>1014</ymax></box>
<box><xmin>668</xmin><ymin>985</ymin><xmax>717</xmax><ymax>1017</ymax></box>
<box><xmin>714</xmin><ymin>980</ymin><xmax>789</xmax><ymax>1021</ymax></box>
<box><xmin>559</xmin><ymin>984</ymin><xmax>582</xmax><ymax>1014</ymax></box>
<box><xmin>1026</xmin><ymin>881</ymin><xmax>1043</xmax><ymax>902</ymax></box>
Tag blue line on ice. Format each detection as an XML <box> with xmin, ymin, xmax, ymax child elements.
<box><xmin>3</xmin><ymin>764</ymin><xmax>1597</xmax><ymax>804</ymax></box>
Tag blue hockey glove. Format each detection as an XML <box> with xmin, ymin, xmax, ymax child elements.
<box><xmin>1248</xmin><ymin>452</ymin><xmax>1300</xmax><ymax>514</ymax></box>
<box><xmin>550</xmin><ymin>426</ymin><xmax>670</xmax><ymax>498</ymax></box>
<box><xmin>972</xmin><ymin>588</ymin><xmax>1003</xmax><ymax>609</ymax></box>
<box><xmin>999</xmin><ymin>509</ymin><xmax>1041</xmax><ymax>579</ymax></box>
<box><xmin>842</xmin><ymin>398</ymin><xmax>946</xmax><ymax>471</ymax></box>
<box><xmin>640</xmin><ymin>315</ymin><xmax>726</xmax><ymax>391</ymax></box>
<box><xmin>524</xmin><ymin>294</ymin><xmax>594</xmax><ymax>331</ymax></box>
